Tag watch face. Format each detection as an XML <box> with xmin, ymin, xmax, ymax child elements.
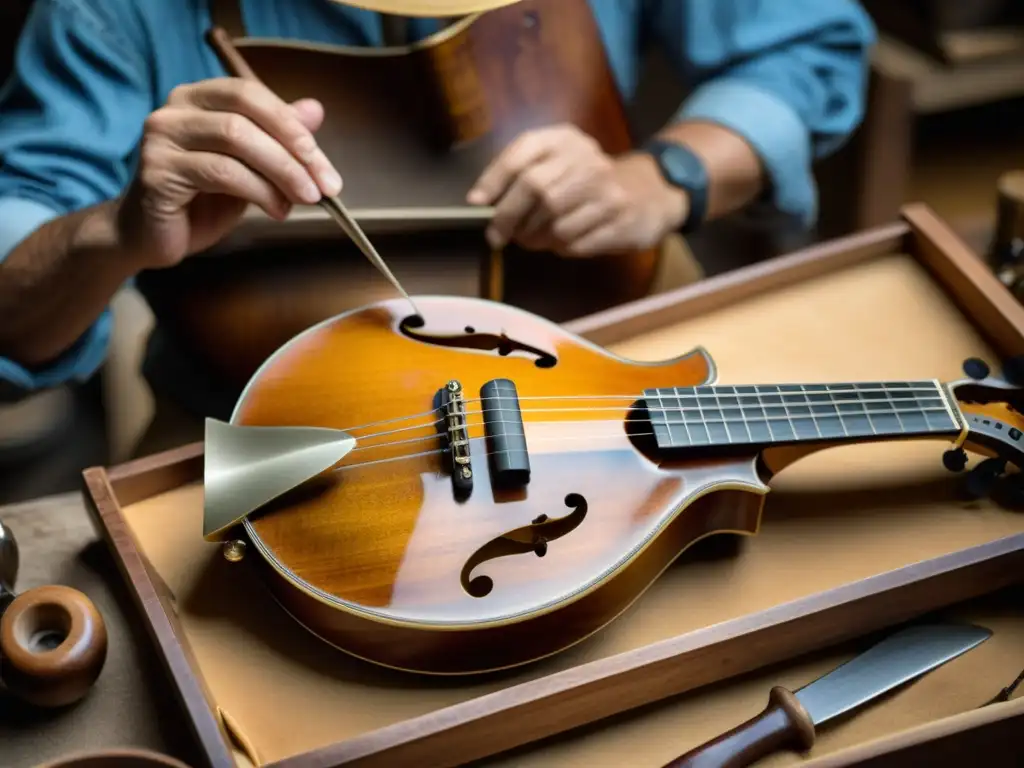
<box><xmin>659</xmin><ymin>146</ymin><xmax>700</xmax><ymax>188</ymax></box>
<box><xmin>646</xmin><ymin>141</ymin><xmax>707</xmax><ymax>232</ymax></box>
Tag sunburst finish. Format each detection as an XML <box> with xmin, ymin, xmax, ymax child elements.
<box><xmin>225</xmin><ymin>296</ymin><xmax>1024</xmax><ymax>674</ymax></box>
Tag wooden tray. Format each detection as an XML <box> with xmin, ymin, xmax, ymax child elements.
<box><xmin>82</xmin><ymin>204</ymin><xmax>1024</xmax><ymax>768</ymax></box>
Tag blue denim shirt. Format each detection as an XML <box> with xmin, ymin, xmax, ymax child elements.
<box><xmin>0</xmin><ymin>0</ymin><xmax>875</xmax><ymax>402</ymax></box>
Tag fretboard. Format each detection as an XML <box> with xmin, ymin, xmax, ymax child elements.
<box><xmin>643</xmin><ymin>381</ymin><xmax>962</xmax><ymax>451</ymax></box>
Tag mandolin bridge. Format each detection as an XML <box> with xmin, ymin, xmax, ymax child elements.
<box><xmin>437</xmin><ymin>380</ymin><xmax>473</xmax><ymax>498</ymax></box>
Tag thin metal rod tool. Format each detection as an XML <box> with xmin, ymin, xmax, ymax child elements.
<box><xmin>206</xmin><ymin>26</ymin><xmax>421</xmax><ymax>317</ymax></box>
<box><xmin>316</xmin><ymin>194</ymin><xmax>421</xmax><ymax>314</ymax></box>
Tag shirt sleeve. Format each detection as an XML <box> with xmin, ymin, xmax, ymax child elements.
<box><xmin>0</xmin><ymin>0</ymin><xmax>151</xmax><ymax>393</ymax></box>
<box><xmin>644</xmin><ymin>0</ymin><xmax>877</xmax><ymax>227</ymax></box>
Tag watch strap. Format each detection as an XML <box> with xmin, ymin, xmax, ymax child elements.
<box><xmin>642</xmin><ymin>139</ymin><xmax>708</xmax><ymax>234</ymax></box>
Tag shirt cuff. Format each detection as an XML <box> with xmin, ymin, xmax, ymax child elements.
<box><xmin>675</xmin><ymin>80</ymin><xmax>817</xmax><ymax>228</ymax></box>
<box><xmin>0</xmin><ymin>196</ymin><xmax>111</xmax><ymax>394</ymax></box>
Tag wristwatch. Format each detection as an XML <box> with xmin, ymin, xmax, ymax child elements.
<box><xmin>641</xmin><ymin>138</ymin><xmax>708</xmax><ymax>234</ymax></box>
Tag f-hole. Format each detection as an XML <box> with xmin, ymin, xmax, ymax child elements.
<box><xmin>460</xmin><ymin>493</ymin><xmax>587</xmax><ymax>598</ymax></box>
<box><xmin>399</xmin><ymin>315</ymin><xmax>557</xmax><ymax>368</ymax></box>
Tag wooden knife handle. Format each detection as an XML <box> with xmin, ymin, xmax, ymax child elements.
<box><xmin>662</xmin><ymin>686</ymin><xmax>816</xmax><ymax>768</ymax></box>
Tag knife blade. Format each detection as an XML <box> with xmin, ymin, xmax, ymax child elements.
<box><xmin>662</xmin><ymin>622</ymin><xmax>991</xmax><ymax>768</ymax></box>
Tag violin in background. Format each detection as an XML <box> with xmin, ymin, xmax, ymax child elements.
<box><xmin>147</xmin><ymin>0</ymin><xmax>676</xmax><ymax>390</ymax></box>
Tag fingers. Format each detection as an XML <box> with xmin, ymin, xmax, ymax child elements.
<box><xmin>513</xmin><ymin>205</ymin><xmax>555</xmax><ymax>250</ymax></box>
<box><xmin>512</xmin><ymin>175</ymin><xmax>588</xmax><ymax>249</ymax></box>
<box><xmin>155</xmin><ymin>108</ymin><xmax>322</xmax><ymax>205</ymax></box>
<box><xmin>172</xmin><ymin>150</ymin><xmax>292</xmax><ymax>220</ymax></box>
<box><xmin>168</xmin><ymin>79</ymin><xmax>341</xmax><ymax>197</ymax></box>
<box><xmin>549</xmin><ymin>199</ymin><xmax>611</xmax><ymax>250</ymax></box>
<box><xmin>486</xmin><ymin>159</ymin><xmax>570</xmax><ymax>248</ymax></box>
<box><xmin>470</xmin><ymin>125</ymin><xmax>614</xmax><ymax>249</ymax></box>
<box><xmin>468</xmin><ymin>128</ymin><xmax>568</xmax><ymax>205</ymax></box>
<box><xmin>565</xmin><ymin>221</ymin><xmax>626</xmax><ymax>257</ymax></box>
<box><xmin>289</xmin><ymin>98</ymin><xmax>325</xmax><ymax>131</ymax></box>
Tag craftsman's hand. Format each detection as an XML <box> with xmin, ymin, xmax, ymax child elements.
<box><xmin>467</xmin><ymin>124</ymin><xmax>688</xmax><ymax>256</ymax></box>
<box><xmin>116</xmin><ymin>78</ymin><xmax>343</xmax><ymax>269</ymax></box>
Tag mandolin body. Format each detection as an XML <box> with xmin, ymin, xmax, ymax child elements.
<box><xmin>230</xmin><ymin>296</ymin><xmax>770</xmax><ymax>674</ymax></box>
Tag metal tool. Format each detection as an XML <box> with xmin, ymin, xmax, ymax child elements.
<box><xmin>206</xmin><ymin>26</ymin><xmax>421</xmax><ymax>319</ymax></box>
<box><xmin>202</xmin><ymin>418</ymin><xmax>356</xmax><ymax>541</ymax></box>
<box><xmin>663</xmin><ymin>622</ymin><xmax>992</xmax><ymax>768</ymax></box>
<box><xmin>317</xmin><ymin>194</ymin><xmax>421</xmax><ymax>316</ymax></box>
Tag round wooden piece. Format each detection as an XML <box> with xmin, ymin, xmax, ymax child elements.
<box><xmin>33</xmin><ymin>748</ymin><xmax>192</xmax><ymax>768</ymax></box>
<box><xmin>0</xmin><ymin>584</ymin><xmax>108</xmax><ymax>707</ymax></box>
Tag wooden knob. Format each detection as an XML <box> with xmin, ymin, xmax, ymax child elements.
<box><xmin>0</xmin><ymin>584</ymin><xmax>108</xmax><ymax>707</ymax></box>
<box><xmin>662</xmin><ymin>686</ymin><xmax>815</xmax><ymax>767</ymax></box>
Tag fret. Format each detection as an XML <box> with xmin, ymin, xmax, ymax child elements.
<box><xmin>804</xmin><ymin>383</ymin><xmax>848</xmax><ymax>438</ymax></box>
<box><xmin>883</xmin><ymin>383</ymin><xmax>905</xmax><ymax>433</ymax></box>
<box><xmin>781</xmin><ymin>384</ymin><xmax>819</xmax><ymax>441</ymax></box>
<box><xmin>713</xmin><ymin>385</ymin><xmax>751</xmax><ymax>444</ymax></box>
<box><xmin>799</xmin><ymin>384</ymin><xmax>823</xmax><ymax>438</ymax></box>
<box><xmin>644</xmin><ymin>381</ymin><xmax>961</xmax><ymax>452</ymax></box>
<box><xmin>750</xmin><ymin>385</ymin><xmax>786</xmax><ymax>442</ymax></box>
<box><xmin>727</xmin><ymin>386</ymin><xmax>754</xmax><ymax>443</ymax></box>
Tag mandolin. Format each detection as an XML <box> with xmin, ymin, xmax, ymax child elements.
<box><xmin>209</xmin><ymin>296</ymin><xmax>1024</xmax><ymax>675</ymax></box>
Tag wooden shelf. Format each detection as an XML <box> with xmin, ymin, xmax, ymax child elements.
<box><xmin>874</xmin><ymin>31</ymin><xmax>1024</xmax><ymax>113</ymax></box>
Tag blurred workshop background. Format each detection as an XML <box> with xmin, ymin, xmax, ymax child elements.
<box><xmin>1</xmin><ymin>0</ymin><xmax>1022</xmax><ymax>502</ymax></box>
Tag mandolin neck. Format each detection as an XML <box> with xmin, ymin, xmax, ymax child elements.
<box><xmin>643</xmin><ymin>380</ymin><xmax>964</xmax><ymax>454</ymax></box>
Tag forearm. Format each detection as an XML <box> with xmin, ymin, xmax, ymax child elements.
<box><xmin>0</xmin><ymin>200</ymin><xmax>137</xmax><ymax>368</ymax></box>
<box><xmin>643</xmin><ymin>0</ymin><xmax>875</xmax><ymax>228</ymax></box>
<box><xmin>655</xmin><ymin>120</ymin><xmax>766</xmax><ymax>221</ymax></box>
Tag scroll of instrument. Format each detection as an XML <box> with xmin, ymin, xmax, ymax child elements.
<box><xmin>167</xmin><ymin>0</ymin><xmax>665</xmax><ymax>390</ymax></box>
<box><xmin>203</xmin><ymin>289</ymin><xmax>1024</xmax><ymax>675</ymax></box>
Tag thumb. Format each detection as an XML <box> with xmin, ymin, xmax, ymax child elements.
<box><xmin>290</xmin><ymin>98</ymin><xmax>325</xmax><ymax>131</ymax></box>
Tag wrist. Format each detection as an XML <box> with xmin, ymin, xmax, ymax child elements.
<box><xmin>619</xmin><ymin>152</ymin><xmax>690</xmax><ymax>234</ymax></box>
<box><xmin>80</xmin><ymin>199</ymin><xmax>147</xmax><ymax>278</ymax></box>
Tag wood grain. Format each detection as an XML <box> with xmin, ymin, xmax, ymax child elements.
<box><xmin>221</xmin><ymin>291</ymin><xmax>1022</xmax><ymax>675</ymax></box>
<box><xmin>82</xmin><ymin>473</ymin><xmax>235</xmax><ymax>768</ymax></box>
<box><xmin>78</xmin><ymin>204</ymin><xmax>1024</xmax><ymax>767</ymax></box>
<box><xmin>662</xmin><ymin>686</ymin><xmax>815</xmax><ymax>768</ymax></box>
<box><xmin>904</xmin><ymin>203</ymin><xmax>1024</xmax><ymax>357</ymax></box>
<box><xmin>563</xmin><ymin>222</ymin><xmax>911</xmax><ymax>346</ymax></box>
<box><xmin>230</xmin><ymin>297</ymin><xmax>755</xmax><ymax>672</ymax></box>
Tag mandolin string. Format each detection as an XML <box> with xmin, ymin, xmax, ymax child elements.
<box><xmin>346</xmin><ymin>402</ymin><xmax>953</xmax><ymax>454</ymax></box>
<box><xmin>233</xmin><ymin>385</ymin><xmax>952</xmax><ymax>474</ymax></box>
<box><xmin>329</xmin><ymin>431</ymin><xmax>639</xmax><ymax>474</ymax></box>
<box><xmin>326</xmin><ymin>411</ymin><xmax>967</xmax><ymax>474</ymax></box>
<box><xmin>322</xmin><ymin>403</ymin><xmax>958</xmax><ymax>475</ymax></box>
<box><xmin>340</xmin><ymin>394</ymin><xmax>953</xmax><ymax>450</ymax></box>
<box><xmin>305</xmin><ymin>382</ymin><xmax>946</xmax><ymax>445</ymax></box>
